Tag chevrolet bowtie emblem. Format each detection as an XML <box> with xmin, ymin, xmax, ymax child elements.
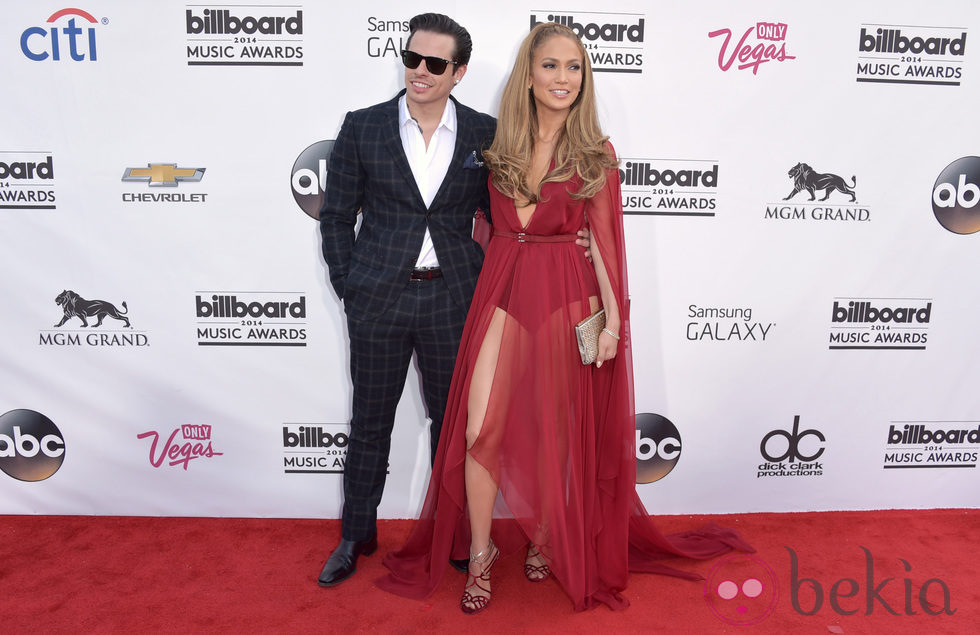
<box><xmin>122</xmin><ymin>164</ymin><xmax>206</xmax><ymax>187</ymax></box>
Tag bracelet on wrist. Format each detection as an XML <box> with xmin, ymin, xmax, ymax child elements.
<box><xmin>602</xmin><ymin>328</ymin><xmax>620</xmax><ymax>340</ymax></box>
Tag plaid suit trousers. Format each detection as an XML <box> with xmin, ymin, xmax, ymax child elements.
<box><xmin>341</xmin><ymin>276</ymin><xmax>467</xmax><ymax>541</ymax></box>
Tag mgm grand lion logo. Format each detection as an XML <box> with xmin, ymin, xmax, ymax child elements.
<box><xmin>54</xmin><ymin>290</ymin><xmax>131</xmax><ymax>328</ymax></box>
<box><xmin>784</xmin><ymin>163</ymin><xmax>857</xmax><ymax>203</ymax></box>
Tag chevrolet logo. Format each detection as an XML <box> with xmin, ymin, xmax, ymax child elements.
<box><xmin>122</xmin><ymin>163</ymin><xmax>205</xmax><ymax>187</ymax></box>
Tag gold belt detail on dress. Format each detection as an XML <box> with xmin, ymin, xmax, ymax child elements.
<box><xmin>493</xmin><ymin>229</ymin><xmax>579</xmax><ymax>244</ymax></box>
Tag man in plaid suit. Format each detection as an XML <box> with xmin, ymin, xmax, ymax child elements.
<box><xmin>317</xmin><ymin>13</ymin><xmax>495</xmax><ymax>587</ymax></box>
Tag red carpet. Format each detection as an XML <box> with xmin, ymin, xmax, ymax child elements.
<box><xmin>0</xmin><ymin>510</ymin><xmax>975</xmax><ymax>633</ymax></box>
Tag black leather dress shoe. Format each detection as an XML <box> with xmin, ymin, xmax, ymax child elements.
<box><xmin>317</xmin><ymin>535</ymin><xmax>378</xmax><ymax>587</ymax></box>
<box><xmin>449</xmin><ymin>558</ymin><xmax>469</xmax><ymax>573</ymax></box>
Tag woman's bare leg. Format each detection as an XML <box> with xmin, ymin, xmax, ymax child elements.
<box><xmin>462</xmin><ymin>308</ymin><xmax>507</xmax><ymax>607</ymax></box>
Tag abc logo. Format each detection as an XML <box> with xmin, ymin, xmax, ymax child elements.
<box><xmin>760</xmin><ymin>415</ymin><xmax>825</xmax><ymax>463</ymax></box>
<box><xmin>291</xmin><ymin>140</ymin><xmax>335</xmax><ymax>219</ymax></box>
<box><xmin>0</xmin><ymin>409</ymin><xmax>66</xmax><ymax>482</ymax></box>
<box><xmin>932</xmin><ymin>156</ymin><xmax>980</xmax><ymax>235</ymax></box>
<box><xmin>635</xmin><ymin>413</ymin><xmax>681</xmax><ymax>484</ymax></box>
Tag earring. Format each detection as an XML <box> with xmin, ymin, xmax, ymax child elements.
<box><xmin>454</xmin><ymin>79</ymin><xmax>459</xmax><ymax>85</ymax></box>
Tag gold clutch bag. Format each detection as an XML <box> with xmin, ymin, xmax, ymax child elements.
<box><xmin>574</xmin><ymin>308</ymin><xmax>606</xmax><ymax>365</ymax></box>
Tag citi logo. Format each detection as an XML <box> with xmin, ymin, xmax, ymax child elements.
<box><xmin>859</xmin><ymin>28</ymin><xmax>966</xmax><ymax>56</ymax></box>
<box><xmin>831</xmin><ymin>301</ymin><xmax>932</xmax><ymax>324</ymax></box>
<box><xmin>530</xmin><ymin>14</ymin><xmax>644</xmax><ymax>43</ymax></box>
<box><xmin>619</xmin><ymin>162</ymin><xmax>717</xmax><ymax>188</ymax></box>
<box><xmin>185</xmin><ymin>9</ymin><xmax>303</xmax><ymax>35</ymax></box>
<box><xmin>21</xmin><ymin>8</ymin><xmax>104</xmax><ymax>62</ymax></box>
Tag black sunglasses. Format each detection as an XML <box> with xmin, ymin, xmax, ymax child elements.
<box><xmin>401</xmin><ymin>50</ymin><xmax>458</xmax><ymax>75</ymax></box>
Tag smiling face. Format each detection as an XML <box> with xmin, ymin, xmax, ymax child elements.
<box><xmin>528</xmin><ymin>34</ymin><xmax>583</xmax><ymax>115</ymax></box>
<box><xmin>403</xmin><ymin>30</ymin><xmax>466</xmax><ymax>113</ymax></box>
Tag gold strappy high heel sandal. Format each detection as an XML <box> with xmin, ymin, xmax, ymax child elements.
<box><xmin>460</xmin><ymin>539</ymin><xmax>499</xmax><ymax>615</ymax></box>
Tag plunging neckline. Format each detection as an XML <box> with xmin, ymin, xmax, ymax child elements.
<box><xmin>514</xmin><ymin>157</ymin><xmax>556</xmax><ymax>230</ymax></box>
<box><xmin>514</xmin><ymin>200</ymin><xmax>537</xmax><ymax>231</ymax></box>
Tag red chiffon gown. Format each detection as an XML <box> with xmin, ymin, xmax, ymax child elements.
<box><xmin>378</xmin><ymin>150</ymin><xmax>752</xmax><ymax>611</ymax></box>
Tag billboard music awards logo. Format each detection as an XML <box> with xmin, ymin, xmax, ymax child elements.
<box><xmin>686</xmin><ymin>304</ymin><xmax>775</xmax><ymax>342</ymax></box>
<box><xmin>856</xmin><ymin>24</ymin><xmax>967</xmax><ymax>86</ymax></box>
<box><xmin>828</xmin><ymin>297</ymin><xmax>932</xmax><ymax>350</ymax></box>
<box><xmin>635</xmin><ymin>413</ymin><xmax>681</xmax><ymax>484</ymax></box>
<box><xmin>20</xmin><ymin>7</ymin><xmax>107</xmax><ymax>62</ymax></box>
<box><xmin>758</xmin><ymin>416</ymin><xmax>825</xmax><ymax>478</ymax></box>
<box><xmin>291</xmin><ymin>140</ymin><xmax>335</xmax><ymax>219</ymax></box>
<box><xmin>184</xmin><ymin>5</ymin><xmax>303</xmax><ymax>66</ymax></box>
<box><xmin>764</xmin><ymin>162</ymin><xmax>870</xmax><ymax>222</ymax></box>
<box><xmin>883</xmin><ymin>421</ymin><xmax>979</xmax><ymax>469</ymax></box>
<box><xmin>932</xmin><ymin>156</ymin><xmax>980</xmax><ymax>235</ymax></box>
<box><xmin>282</xmin><ymin>423</ymin><xmax>348</xmax><ymax>474</ymax></box>
<box><xmin>39</xmin><ymin>289</ymin><xmax>149</xmax><ymax>348</ymax></box>
<box><xmin>708</xmin><ymin>21</ymin><xmax>795</xmax><ymax>74</ymax></box>
<box><xmin>530</xmin><ymin>12</ymin><xmax>644</xmax><ymax>73</ymax></box>
<box><xmin>0</xmin><ymin>409</ymin><xmax>66</xmax><ymax>482</ymax></box>
<box><xmin>195</xmin><ymin>291</ymin><xmax>308</xmax><ymax>346</ymax></box>
<box><xmin>137</xmin><ymin>425</ymin><xmax>223</xmax><ymax>471</ymax></box>
<box><xmin>620</xmin><ymin>159</ymin><xmax>719</xmax><ymax>216</ymax></box>
<box><xmin>122</xmin><ymin>163</ymin><xmax>207</xmax><ymax>203</ymax></box>
<box><xmin>0</xmin><ymin>152</ymin><xmax>56</xmax><ymax>210</ymax></box>
<box><xmin>366</xmin><ymin>16</ymin><xmax>409</xmax><ymax>59</ymax></box>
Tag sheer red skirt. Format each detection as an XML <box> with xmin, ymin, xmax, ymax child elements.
<box><xmin>378</xmin><ymin>155</ymin><xmax>752</xmax><ymax>610</ymax></box>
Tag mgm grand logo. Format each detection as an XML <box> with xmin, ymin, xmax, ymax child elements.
<box><xmin>40</xmin><ymin>290</ymin><xmax>148</xmax><ymax>347</ymax></box>
<box><xmin>765</xmin><ymin>162</ymin><xmax>870</xmax><ymax>222</ymax></box>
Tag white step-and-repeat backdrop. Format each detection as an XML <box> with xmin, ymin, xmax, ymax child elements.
<box><xmin>2</xmin><ymin>1</ymin><xmax>978</xmax><ymax>517</ymax></box>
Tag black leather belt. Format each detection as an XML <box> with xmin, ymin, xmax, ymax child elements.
<box><xmin>409</xmin><ymin>267</ymin><xmax>443</xmax><ymax>281</ymax></box>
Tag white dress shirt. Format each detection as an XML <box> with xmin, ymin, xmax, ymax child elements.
<box><xmin>398</xmin><ymin>95</ymin><xmax>457</xmax><ymax>268</ymax></box>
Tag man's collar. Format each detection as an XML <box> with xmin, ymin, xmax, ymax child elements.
<box><xmin>398</xmin><ymin>95</ymin><xmax>457</xmax><ymax>133</ymax></box>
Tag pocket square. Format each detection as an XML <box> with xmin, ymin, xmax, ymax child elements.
<box><xmin>463</xmin><ymin>150</ymin><xmax>485</xmax><ymax>169</ymax></box>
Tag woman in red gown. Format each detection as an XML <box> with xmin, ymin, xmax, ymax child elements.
<box><xmin>378</xmin><ymin>23</ymin><xmax>752</xmax><ymax>613</ymax></box>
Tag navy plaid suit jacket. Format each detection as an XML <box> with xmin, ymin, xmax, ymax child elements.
<box><xmin>319</xmin><ymin>91</ymin><xmax>497</xmax><ymax>320</ymax></box>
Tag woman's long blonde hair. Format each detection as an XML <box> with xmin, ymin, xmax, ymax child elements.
<box><xmin>484</xmin><ymin>23</ymin><xmax>618</xmax><ymax>202</ymax></box>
